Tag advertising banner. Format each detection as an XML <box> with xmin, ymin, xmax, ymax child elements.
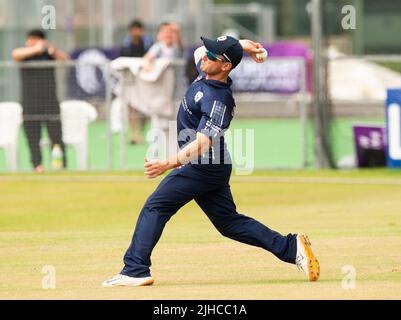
<box><xmin>353</xmin><ymin>125</ymin><xmax>387</xmax><ymax>168</ymax></box>
<box><xmin>386</xmin><ymin>89</ymin><xmax>401</xmax><ymax>168</ymax></box>
<box><xmin>67</xmin><ymin>48</ymin><xmax>120</xmax><ymax>99</ymax></box>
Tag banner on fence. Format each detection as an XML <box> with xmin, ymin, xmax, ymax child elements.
<box><xmin>68</xmin><ymin>48</ymin><xmax>120</xmax><ymax>99</ymax></box>
<box><xmin>353</xmin><ymin>124</ymin><xmax>387</xmax><ymax>168</ymax></box>
<box><xmin>386</xmin><ymin>89</ymin><xmax>401</xmax><ymax>168</ymax></box>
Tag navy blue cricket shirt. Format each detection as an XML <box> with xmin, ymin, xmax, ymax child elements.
<box><xmin>176</xmin><ymin>54</ymin><xmax>236</xmax><ymax>165</ymax></box>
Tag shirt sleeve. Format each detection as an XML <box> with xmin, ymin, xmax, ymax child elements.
<box><xmin>197</xmin><ymin>100</ymin><xmax>233</xmax><ymax>139</ymax></box>
<box><xmin>194</xmin><ymin>46</ymin><xmax>206</xmax><ymax>74</ymax></box>
<box><xmin>147</xmin><ymin>43</ymin><xmax>161</xmax><ymax>58</ymax></box>
<box><xmin>195</xmin><ymin>59</ymin><xmax>205</xmax><ymax>78</ymax></box>
<box><xmin>194</xmin><ymin>46</ymin><xmax>206</xmax><ymax>65</ymax></box>
<box><xmin>143</xmin><ymin>35</ymin><xmax>153</xmax><ymax>52</ymax></box>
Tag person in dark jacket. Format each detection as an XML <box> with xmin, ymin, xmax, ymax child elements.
<box><xmin>120</xmin><ymin>20</ymin><xmax>153</xmax><ymax>58</ymax></box>
<box><xmin>12</xmin><ymin>29</ymin><xmax>69</xmax><ymax>173</ymax></box>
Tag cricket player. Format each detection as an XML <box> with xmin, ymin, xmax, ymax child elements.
<box><xmin>103</xmin><ymin>36</ymin><xmax>320</xmax><ymax>287</ymax></box>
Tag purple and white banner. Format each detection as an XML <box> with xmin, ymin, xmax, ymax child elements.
<box><xmin>230</xmin><ymin>41</ymin><xmax>312</xmax><ymax>94</ymax></box>
<box><xmin>230</xmin><ymin>58</ymin><xmax>303</xmax><ymax>94</ymax></box>
<box><xmin>67</xmin><ymin>47</ymin><xmax>120</xmax><ymax>99</ymax></box>
<box><xmin>189</xmin><ymin>41</ymin><xmax>313</xmax><ymax>94</ymax></box>
<box><xmin>353</xmin><ymin>124</ymin><xmax>387</xmax><ymax>168</ymax></box>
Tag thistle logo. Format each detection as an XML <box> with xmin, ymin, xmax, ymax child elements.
<box><xmin>386</xmin><ymin>89</ymin><xmax>401</xmax><ymax>168</ymax></box>
<box><xmin>194</xmin><ymin>91</ymin><xmax>203</xmax><ymax>103</ymax></box>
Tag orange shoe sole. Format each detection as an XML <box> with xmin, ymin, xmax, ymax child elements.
<box><xmin>299</xmin><ymin>234</ymin><xmax>320</xmax><ymax>282</ymax></box>
<box><xmin>140</xmin><ymin>278</ymin><xmax>155</xmax><ymax>286</ymax></box>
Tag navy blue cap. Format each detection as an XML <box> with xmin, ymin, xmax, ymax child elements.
<box><xmin>201</xmin><ymin>35</ymin><xmax>243</xmax><ymax>68</ymax></box>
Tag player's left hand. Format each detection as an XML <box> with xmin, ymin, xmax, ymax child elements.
<box><xmin>144</xmin><ymin>157</ymin><xmax>169</xmax><ymax>179</ymax></box>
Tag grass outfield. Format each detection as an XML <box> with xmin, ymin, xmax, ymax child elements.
<box><xmin>1</xmin><ymin>169</ymin><xmax>401</xmax><ymax>299</ymax></box>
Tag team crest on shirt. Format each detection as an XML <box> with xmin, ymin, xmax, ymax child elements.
<box><xmin>194</xmin><ymin>91</ymin><xmax>203</xmax><ymax>103</ymax></box>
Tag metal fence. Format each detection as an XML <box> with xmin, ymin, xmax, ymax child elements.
<box><xmin>0</xmin><ymin>57</ymin><xmax>310</xmax><ymax>172</ymax></box>
<box><xmin>0</xmin><ymin>60</ymin><xmax>114</xmax><ymax>172</ymax></box>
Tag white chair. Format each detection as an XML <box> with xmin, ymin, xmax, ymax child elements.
<box><xmin>60</xmin><ymin>100</ymin><xmax>98</xmax><ymax>171</ymax></box>
<box><xmin>0</xmin><ymin>102</ymin><xmax>23</xmax><ymax>172</ymax></box>
<box><xmin>110</xmin><ymin>97</ymin><xmax>123</xmax><ymax>133</ymax></box>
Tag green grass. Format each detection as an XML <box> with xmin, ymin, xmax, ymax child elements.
<box><xmin>378</xmin><ymin>62</ymin><xmax>401</xmax><ymax>74</ymax></box>
<box><xmin>1</xmin><ymin>170</ymin><xmax>401</xmax><ymax>299</ymax></box>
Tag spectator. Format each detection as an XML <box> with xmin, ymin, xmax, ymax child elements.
<box><xmin>120</xmin><ymin>19</ymin><xmax>153</xmax><ymax>144</ymax></box>
<box><xmin>120</xmin><ymin>19</ymin><xmax>153</xmax><ymax>58</ymax></box>
<box><xmin>141</xmin><ymin>22</ymin><xmax>184</xmax><ymax>72</ymax></box>
<box><xmin>136</xmin><ymin>22</ymin><xmax>184</xmax><ymax>158</ymax></box>
<box><xmin>12</xmin><ymin>29</ymin><xmax>69</xmax><ymax>173</ymax></box>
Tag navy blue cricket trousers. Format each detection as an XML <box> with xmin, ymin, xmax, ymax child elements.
<box><xmin>121</xmin><ymin>164</ymin><xmax>297</xmax><ymax>278</ymax></box>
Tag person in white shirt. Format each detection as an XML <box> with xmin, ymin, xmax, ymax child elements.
<box><xmin>142</xmin><ymin>22</ymin><xmax>184</xmax><ymax>72</ymax></box>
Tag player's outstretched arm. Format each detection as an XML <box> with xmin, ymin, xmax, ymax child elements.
<box><xmin>239</xmin><ymin>39</ymin><xmax>266</xmax><ymax>63</ymax></box>
<box><xmin>12</xmin><ymin>40</ymin><xmax>45</xmax><ymax>61</ymax></box>
<box><xmin>144</xmin><ymin>132</ymin><xmax>211</xmax><ymax>179</ymax></box>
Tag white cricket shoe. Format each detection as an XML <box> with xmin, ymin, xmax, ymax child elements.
<box><xmin>295</xmin><ymin>233</ymin><xmax>320</xmax><ymax>282</ymax></box>
<box><xmin>102</xmin><ymin>274</ymin><xmax>154</xmax><ymax>287</ymax></box>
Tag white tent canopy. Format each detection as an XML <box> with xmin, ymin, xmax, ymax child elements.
<box><xmin>329</xmin><ymin>47</ymin><xmax>401</xmax><ymax>101</ymax></box>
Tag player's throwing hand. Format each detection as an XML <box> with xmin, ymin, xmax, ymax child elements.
<box><xmin>239</xmin><ymin>39</ymin><xmax>267</xmax><ymax>63</ymax></box>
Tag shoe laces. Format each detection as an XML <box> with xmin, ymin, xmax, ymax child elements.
<box><xmin>108</xmin><ymin>274</ymin><xmax>127</xmax><ymax>282</ymax></box>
